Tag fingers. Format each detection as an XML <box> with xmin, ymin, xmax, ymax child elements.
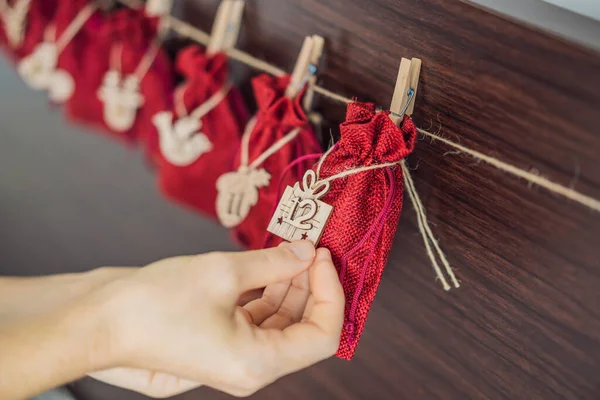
<box><xmin>89</xmin><ymin>368</ymin><xmax>202</xmax><ymax>399</ymax></box>
<box><xmin>253</xmin><ymin>248</ymin><xmax>344</xmax><ymax>379</ymax></box>
<box><xmin>259</xmin><ymin>269</ymin><xmax>310</xmax><ymax>329</ymax></box>
<box><xmin>237</xmin><ymin>289</ymin><xmax>264</xmax><ymax>306</ymax></box>
<box><xmin>228</xmin><ymin>241</ymin><xmax>315</xmax><ymax>293</ymax></box>
<box><xmin>242</xmin><ymin>279</ymin><xmax>291</xmax><ymax>325</ymax></box>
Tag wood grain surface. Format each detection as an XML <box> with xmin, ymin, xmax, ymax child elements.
<box><xmin>5</xmin><ymin>0</ymin><xmax>600</xmax><ymax>399</ymax></box>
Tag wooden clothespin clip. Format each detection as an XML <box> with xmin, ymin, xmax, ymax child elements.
<box><xmin>285</xmin><ymin>35</ymin><xmax>325</xmax><ymax>106</ymax></box>
<box><xmin>145</xmin><ymin>0</ymin><xmax>174</xmax><ymax>17</ymax></box>
<box><xmin>207</xmin><ymin>0</ymin><xmax>245</xmax><ymax>56</ymax></box>
<box><xmin>389</xmin><ymin>57</ymin><xmax>421</xmax><ymax>125</ymax></box>
<box><xmin>302</xmin><ymin>35</ymin><xmax>325</xmax><ymax>111</ymax></box>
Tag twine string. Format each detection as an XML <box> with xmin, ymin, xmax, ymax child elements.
<box><xmin>174</xmin><ymin>81</ymin><xmax>233</xmax><ymax>120</ymax></box>
<box><xmin>119</xmin><ymin>0</ymin><xmax>600</xmax><ymax>213</ymax></box>
<box><xmin>55</xmin><ymin>3</ymin><xmax>98</xmax><ymax>52</ymax></box>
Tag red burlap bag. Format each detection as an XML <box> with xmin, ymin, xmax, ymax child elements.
<box><xmin>149</xmin><ymin>45</ymin><xmax>249</xmax><ymax>219</ymax></box>
<box><xmin>219</xmin><ymin>74</ymin><xmax>321</xmax><ymax>249</ymax></box>
<box><xmin>47</xmin><ymin>0</ymin><xmax>98</xmax><ymax>102</ymax></box>
<box><xmin>0</xmin><ymin>0</ymin><xmax>56</xmax><ymax>60</ymax></box>
<box><xmin>317</xmin><ymin>102</ymin><xmax>416</xmax><ymax>360</ymax></box>
<box><xmin>65</xmin><ymin>8</ymin><xmax>172</xmax><ymax>143</ymax></box>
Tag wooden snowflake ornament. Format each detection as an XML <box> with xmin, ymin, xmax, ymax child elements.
<box><xmin>267</xmin><ymin>170</ymin><xmax>333</xmax><ymax>245</ymax></box>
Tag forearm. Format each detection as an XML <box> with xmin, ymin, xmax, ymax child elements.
<box><xmin>0</xmin><ymin>298</ymin><xmax>110</xmax><ymax>400</ymax></box>
<box><xmin>0</xmin><ymin>268</ymin><xmax>135</xmax><ymax>326</ymax></box>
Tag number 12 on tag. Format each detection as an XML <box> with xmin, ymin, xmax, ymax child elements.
<box><xmin>267</xmin><ymin>171</ymin><xmax>333</xmax><ymax>246</ymax></box>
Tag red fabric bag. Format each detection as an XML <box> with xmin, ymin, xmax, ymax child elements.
<box><xmin>316</xmin><ymin>102</ymin><xmax>416</xmax><ymax>360</ymax></box>
<box><xmin>149</xmin><ymin>45</ymin><xmax>249</xmax><ymax>219</ymax></box>
<box><xmin>65</xmin><ymin>8</ymin><xmax>172</xmax><ymax>143</ymax></box>
<box><xmin>0</xmin><ymin>0</ymin><xmax>56</xmax><ymax>60</ymax></box>
<box><xmin>15</xmin><ymin>0</ymin><xmax>99</xmax><ymax>104</ymax></box>
<box><xmin>216</xmin><ymin>74</ymin><xmax>321</xmax><ymax>249</ymax></box>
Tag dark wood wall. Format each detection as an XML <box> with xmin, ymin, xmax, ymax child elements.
<box><xmin>66</xmin><ymin>0</ymin><xmax>600</xmax><ymax>399</ymax></box>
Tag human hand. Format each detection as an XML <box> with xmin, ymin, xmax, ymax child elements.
<box><xmin>87</xmin><ymin>242</ymin><xmax>344</xmax><ymax>398</ymax></box>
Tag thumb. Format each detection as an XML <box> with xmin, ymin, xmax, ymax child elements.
<box><xmin>228</xmin><ymin>241</ymin><xmax>316</xmax><ymax>292</ymax></box>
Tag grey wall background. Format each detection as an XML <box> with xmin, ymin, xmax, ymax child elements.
<box><xmin>469</xmin><ymin>0</ymin><xmax>600</xmax><ymax>50</ymax></box>
<box><xmin>0</xmin><ymin>56</ymin><xmax>235</xmax><ymax>278</ymax></box>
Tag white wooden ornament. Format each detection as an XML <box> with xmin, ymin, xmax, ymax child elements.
<box><xmin>17</xmin><ymin>42</ymin><xmax>75</xmax><ymax>103</ymax></box>
<box><xmin>216</xmin><ymin>167</ymin><xmax>271</xmax><ymax>228</ymax></box>
<box><xmin>267</xmin><ymin>170</ymin><xmax>333</xmax><ymax>245</ymax></box>
<box><xmin>97</xmin><ymin>70</ymin><xmax>145</xmax><ymax>132</ymax></box>
<box><xmin>145</xmin><ymin>0</ymin><xmax>173</xmax><ymax>17</ymax></box>
<box><xmin>18</xmin><ymin>43</ymin><xmax>58</xmax><ymax>89</ymax></box>
<box><xmin>1</xmin><ymin>0</ymin><xmax>30</xmax><ymax>48</ymax></box>
<box><xmin>152</xmin><ymin>111</ymin><xmax>213</xmax><ymax>166</ymax></box>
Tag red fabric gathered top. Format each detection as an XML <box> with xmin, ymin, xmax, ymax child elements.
<box><xmin>66</xmin><ymin>8</ymin><xmax>172</xmax><ymax>143</ymax></box>
<box><xmin>316</xmin><ymin>102</ymin><xmax>417</xmax><ymax>360</ymax></box>
<box><xmin>216</xmin><ymin>74</ymin><xmax>322</xmax><ymax>249</ymax></box>
<box><xmin>151</xmin><ymin>45</ymin><xmax>249</xmax><ymax>219</ymax></box>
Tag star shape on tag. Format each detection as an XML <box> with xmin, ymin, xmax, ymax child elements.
<box><xmin>267</xmin><ymin>170</ymin><xmax>333</xmax><ymax>246</ymax></box>
<box><xmin>98</xmin><ymin>70</ymin><xmax>145</xmax><ymax>133</ymax></box>
<box><xmin>152</xmin><ymin>111</ymin><xmax>214</xmax><ymax>167</ymax></box>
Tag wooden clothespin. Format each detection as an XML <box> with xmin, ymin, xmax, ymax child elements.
<box><xmin>389</xmin><ymin>57</ymin><xmax>421</xmax><ymax>125</ymax></box>
<box><xmin>303</xmin><ymin>35</ymin><xmax>325</xmax><ymax>111</ymax></box>
<box><xmin>285</xmin><ymin>35</ymin><xmax>325</xmax><ymax>106</ymax></box>
<box><xmin>145</xmin><ymin>0</ymin><xmax>173</xmax><ymax>17</ymax></box>
<box><xmin>207</xmin><ymin>0</ymin><xmax>245</xmax><ymax>56</ymax></box>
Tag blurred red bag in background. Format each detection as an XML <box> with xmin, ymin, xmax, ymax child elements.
<box><xmin>65</xmin><ymin>8</ymin><xmax>172</xmax><ymax>144</ymax></box>
<box><xmin>149</xmin><ymin>45</ymin><xmax>249</xmax><ymax>219</ymax></box>
<box><xmin>216</xmin><ymin>74</ymin><xmax>321</xmax><ymax>249</ymax></box>
<box><xmin>16</xmin><ymin>0</ymin><xmax>99</xmax><ymax>104</ymax></box>
<box><xmin>0</xmin><ymin>0</ymin><xmax>56</xmax><ymax>60</ymax></box>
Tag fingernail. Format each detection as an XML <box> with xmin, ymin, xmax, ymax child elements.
<box><xmin>289</xmin><ymin>241</ymin><xmax>316</xmax><ymax>261</ymax></box>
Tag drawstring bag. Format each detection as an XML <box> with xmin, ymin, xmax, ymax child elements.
<box><xmin>267</xmin><ymin>101</ymin><xmax>417</xmax><ymax>359</ymax></box>
<box><xmin>149</xmin><ymin>45</ymin><xmax>249</xmax><ymax>219</ymax></box>
<box><xmin>17</xmin><ymin>0</ymin><xmax>98</xmax><ymax>103</ymax></box>
<box><xmin>215</xmin><ymin>73</ymin><xmax>321</xmax><ymax>249</ymax></box>
<box><xmin>0</xmin><ymin>0</ymin><xmax>56</xmax><ymax>60</ymax></box>
<box><xmin>65</xmin><ymin>8</ymin><xmax>172</xmax><ymax>143</ymax></box>
<box><xmin>320</xmin><ymin>102</ymin><xmax>416</xmax><ymax>359</ymax></box>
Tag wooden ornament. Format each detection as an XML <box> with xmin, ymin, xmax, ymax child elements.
<box><xmin>267</xmin><ymin>170</ymin><xmax>333</xmax><ymax>245</ymax></box>
<box><xmin>47</xmin><ymin>68</ymin><xmax>74</xmax><ymax>103</ymax></box>
<box><xmin>152</xmin><ymin>111</ymin><xmax>213</xmax><ymax>166</ymax></box>
<box><xmin>17</xmin><ymin>42</ymin><xmax>75</xmax><ymax>103</ymax></box>
<box><xmin>97</xmin><ymin>70</ymin><xmax>145</xmax><ymax>132</ymax></box>
<box><xmin>216</xmin><ymin>167</ymin><xmax>271</xmax><ymax>228</ymax></box>
<box><xmin>0</xmin><ymin>0</ymin><xmax>31</xmax><ymax>48</ymax></box>
<box><xmin>18</xmin><ymin>42</ymin><xmax>58</xmax><ymax>89</ymax></box>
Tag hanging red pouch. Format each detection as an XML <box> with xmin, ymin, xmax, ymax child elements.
<box><xmin>215</xmin><ymin>73</ymin><xmax>322</xmax><ymax>250</ymax></box>
<box><xmin>0</xmin><ymin>0</ymin><xmax>56</xmax><ymax>61</ymax></box>
<box><xmin>16</xmin><ymin>0</ymin><xmax>99</xmax><ymax>104</ymax></box>
<box><xmin>65</xmin><ymin>8</ymin><xmax>172</xmax><ymax>144</ymax></box>
<box><xmin>148</xmin><ymin>45</ymin><xmax>249</xmax><ymax>219</ymax></box>
<box><xmin>316</xmin><ymin>102</ymin><xmax>416</xmax><ymax>360</ymax></box>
